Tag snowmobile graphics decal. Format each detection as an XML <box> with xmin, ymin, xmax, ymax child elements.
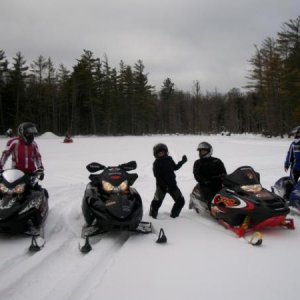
<box><xmin>213</xmin><ymin>194</ymin><xmax>254</xmax><ymax>209</ymax></box>
<box><xmin>18</xmin><ymin>197</ymin><xmax>43</xmax><ymax>214</ymax></box>
<box><xmin>0</xmin><ymin>198</ymin><xmax>17</xmax><ymax>209</ymax></box>
<box><xmin>105</xmin><ymin>200</ymin><xmax>116</xmax><ymax>207</ymax></box>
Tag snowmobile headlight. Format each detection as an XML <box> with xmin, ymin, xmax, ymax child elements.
<box><xmin>241</xmin><ymin>184</ymin><xmax>262</xmax><ymax>193</ymax></box>
<box><xmin>119</xmin><ymin>180</ymin><xmax>128</xmax><ymax>192</ymax></box>
<box><xmin>13</xmin><ymin>184</ymin><xmax>25</xmax><ymax>194</ymax></box>
<box><xmin>102</xmin><ymin>180</ymin><xmax>114</xmax><ymax>192</ymax></box>
<box><xmin>0</xmin><ymin>183</ymin><xmax>9</xmax><ymax>193</ymax></box>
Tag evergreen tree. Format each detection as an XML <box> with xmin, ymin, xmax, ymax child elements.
<box><xmin>0</xmin><ymin>50</ymin><xmax>8</xmax><ymax>131</ymax></box>
<box><xmin>7</xmin><ymin>52</ymin><xmax>28</xmax><ymax>127</ymax></box>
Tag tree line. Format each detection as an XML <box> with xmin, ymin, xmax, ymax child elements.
<box><xmin>0</xmin><ymin>16</ymin><xmax>299</xmax><ymax>136</ymax></box>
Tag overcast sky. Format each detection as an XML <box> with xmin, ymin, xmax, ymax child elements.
<box><xmin>0</xmin><ymin>0</ymin><xmax>299</xmax><ymax>93</ymax></box>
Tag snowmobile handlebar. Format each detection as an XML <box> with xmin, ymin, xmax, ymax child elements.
<box><xmin>86</xmin><ymin>161</ymin><xmax>137</xmax><ymax>173</ymax></box>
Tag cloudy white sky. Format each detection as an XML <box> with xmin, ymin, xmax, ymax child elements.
<box><xmin>0</xmin><ymin>0</ymin><xmax>299</xmax><ymax>93</ymax></box>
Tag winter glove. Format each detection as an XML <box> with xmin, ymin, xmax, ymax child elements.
<box><xmin>39</xmin><ymin>172</ymin><xmax>44</xmax><ymax>181</ymax></box>
<box><xmin>181</xmin><ymin>155</ymin><xmax>187</xmax><ymax>164</ymax></box>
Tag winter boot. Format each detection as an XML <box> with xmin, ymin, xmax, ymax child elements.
<box><xmin>149</xmin><ymin>206</ymin><xmax>158</xmax><ymax>219</ymax></box>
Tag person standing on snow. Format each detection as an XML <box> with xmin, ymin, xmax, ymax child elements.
<box><xmin>0</xmin><ymin>122</ymin><xmax>44</xmax><ymax>180</ymax></box>
<box><xmin>285</xmin><ymin>128</ymin><xmax>300</xmax><ymax>183</ymax></box>
<box><xmin>193</xmin><ymin>142</ymin><xmax>227</xmax><ymax>209</ymax></box>
<box><xmin>149</xmin><ymin>143</ymin><xmax>187</xmax><ymax>219</ymax></box>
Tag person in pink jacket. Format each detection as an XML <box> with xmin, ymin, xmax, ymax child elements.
<box><xmin>0</xmin><ymin>122</ymin><xmax>44</xmax><ymax>178</ymax></box>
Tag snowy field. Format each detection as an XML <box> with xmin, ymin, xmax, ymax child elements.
<box><xmin>0</xmin><ymin>133</ymin><xmax>299</xmax><ymax>300</ymax></box>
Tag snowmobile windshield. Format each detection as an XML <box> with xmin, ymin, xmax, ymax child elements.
<box><xmin>240</xmin><ymin>184</ymin><xmax>262</xmax><ymax>193</ymax></box>
<box><xmin>2</xmin><ymin>169</ymin><xmax>25</xmax><ymax>183</ymax></box>
<box><xmin>223</xmin><ymin>166</ymin><xmax>260</xmax><ymax>187</ymax></box>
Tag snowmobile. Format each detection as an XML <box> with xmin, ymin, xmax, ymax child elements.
<box><xmin>80</xmin><ymin>161</ymin><xmax>166</xmax><ymax>253</ymax></box>
<box><xmin>189</xmin><ymin>166</ymin><xmax>294</xmax><ymax>245</ymax></box>
<box><xmin>0</xmin><ymin>168</ymin><xmax>49</xmax><ymax>251</ymax></box>
<box><xmin>272</xmin><ymin>176</ymin><xmax>300</xmax><ymax>212</ymax></box>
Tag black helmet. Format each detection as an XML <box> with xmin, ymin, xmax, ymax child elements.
<box><xmin>197</xmin><ymin>141</ymin><xmax>213</xmax><ymax>158</ymax></box>
<box><xmin>18</xmin><ymin>122</ymin><xmax>38</xmax><ymax>144</ymax></box>
<box><xmin>153</xmin><ymin>143</ymin><xmax>168</xmax><ymax>158</ymax></box>
<box><xmin>5</xmin><ymin>128</ymin><xmax>13</xmax><ymax>137</ymax></box>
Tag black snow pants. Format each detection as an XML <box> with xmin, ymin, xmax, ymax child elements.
<box><xmin>150</xmin><ymin>185</ymin><xmax>185</xmax><ymax>218</ymax></box>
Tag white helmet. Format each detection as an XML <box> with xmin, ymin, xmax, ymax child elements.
<box><xmin>197</xmin><ymin>142</ymin><xmax>213</xmax><ymax>158</ymax></box>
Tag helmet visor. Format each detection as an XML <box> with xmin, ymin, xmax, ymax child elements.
<box><xmin>26</xmin><ymin>127</ymin><xmax>38</xmax><ymax>134</ymax></box>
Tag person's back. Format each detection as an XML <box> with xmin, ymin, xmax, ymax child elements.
<box><xmin>193</xmin><ymin>142</ymin><xmax>226</xmax><ymax>208</ymax></box>
<box><xmin>153</xmin><ymin>155</ymin><xmax>179</xmax><ymax>191</ymax></box>
<box><xmin>193</xmin><ymin>156</ymin><xmax>226</xmax><ymax>192</ymax></box>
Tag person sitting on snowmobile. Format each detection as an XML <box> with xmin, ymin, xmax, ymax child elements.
<box><xmin>0</xmin><ymin>122</ymin><xmax>45</xmax><ymax>185</ymax></box>
<box><xmin>149</xmin><ymin>143</ymin><xmax>187</xmax><ymax>219</ymax></box>
<box><xmin>285</xmin><ymin>128</ymin><xmax>300</xmax><ymax>183</ymax></box>
<box><xmin>193</xmin><ymin>142</ymin><xmax>227</xmax><ymax>210</ymax></box>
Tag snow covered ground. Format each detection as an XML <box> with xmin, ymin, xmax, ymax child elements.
<box><xmin>0</xmin><ymin>134</ymin><xmax>299</xmax><ymax>300</ymax></box>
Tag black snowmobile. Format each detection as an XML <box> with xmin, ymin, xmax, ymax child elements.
<box><xmin>190</xmin><ymin>166</ymin><xmax>294</xmax><ymax>244</ymax></box>
<box><xmin>80</xmin><ymin>161</ymin><xmax>166</xmax><ymax>253</ymax></box>
<box><xmin>0</xmin><ymin>168</ymin><xmax>48</xmax><ymax>251</ymax></box>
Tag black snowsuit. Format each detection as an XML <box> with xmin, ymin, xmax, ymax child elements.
<box><xmin>193</xmin><ymin>156</ymin><xmax>227</xmax><ymax>209</ymax></box>
<box><xmin>150</xmin><ymin>155</ymin><xmax>186</xmax><ymax>218</ymax></box>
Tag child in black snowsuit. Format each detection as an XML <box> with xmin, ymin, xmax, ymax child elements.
<box><xmin>149</xmin><ymin>143</ymin><xmax>187</xmax><ymax>219</ymax></box>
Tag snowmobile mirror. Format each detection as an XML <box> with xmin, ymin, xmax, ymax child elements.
<box><xmin>86</xmin><ymin>162</ymin><xmax>105</xmax><ymax>173</ymax></box>
<box><xmin>119</xmin><ymin>161</ymin><xmax>137</xmax><ymax>171</ymax></box>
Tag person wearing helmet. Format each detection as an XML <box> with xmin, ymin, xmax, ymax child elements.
<box><xmin>5</xmin><ymin>128</ymin><xmax>13</xmax><ymax>138</ymax></box>
<box><xmin>193</xmin><ymin>142</ymin><xmax>226</xmax><ymax>210</ymax></box>
<box><xmin>0</xmin><ymin>122</ymin><xmax>44</xmax><ymax>179</ymax></box>
<box><xmin>149</xmin><ymin>143</ymin><xmax>187</xmax><ymax>219</ymax></box>
<box><xmin>284</xmin><ymin>128</ymin><xmax>300</xmax><ymax>183</ymax></box>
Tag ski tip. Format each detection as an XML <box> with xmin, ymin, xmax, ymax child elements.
<box><xmin>248</xmin><ymin>231</ymin><xmax>263</xmax><ymax>246</ymax></box>
<box><xmin>156</xmin><ymin>228</ymin><xmax>167</xmax><ymax>244</ymax></box>
<box><xmin>28</xmin><ymin>236</ymin><xmax>45</xmax><ymax>252</ymax></box>
<box><xmin>79</xmin><ymin>236</ymin><xmax>92</xmax><ymax>253</ymax></box>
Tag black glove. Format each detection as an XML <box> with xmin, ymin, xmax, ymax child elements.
<box><xmin>181</xmin><ymin>155</ymin><xmax>187</xmax><ymax>164</ymax></box>
<box><xmin>39</xmin><ymin>172</ymin><xmax>44</xmax><ymax>181</ymax></box>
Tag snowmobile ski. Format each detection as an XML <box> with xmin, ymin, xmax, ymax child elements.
<box><xmin>79</xmin><ymin>222</ymin><xmax>167</xmax><ymax>254</ymax></box>
<box><xmin>134</xmin><ymin>221</ymin><xmax>167</xmax><ymax>244</ymax></box>
<box><xmin>29</xmin><ymin>235</ymin><xmax>45</xmax><ymax>252</ymax></box>
<box><xmin>134</xmin><ymin>221</ymin><xmax>153</xmax><ymax>234</ymax></box>
<box><xmin>26</xmin><ymin>223</ymin><xmax>45</xmax><ymax>252</ymax></box>
<box><xmin>243</xmin><ymin>231</ymin><xmax>263</xmax><ymax>246</ymax></box>
<box><xmin>79</xmin><ymin>225</ymin><xmax>106</xmax><ymax>253</ymax></box>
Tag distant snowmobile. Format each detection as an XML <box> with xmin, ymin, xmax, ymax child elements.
<box><xmin>272</xmin><ymin>176</ymin><xmax>300</xmax><ymax>212</ymax></box>
<box><xmin>0</xmin><ymin>169</ymin><xmax>48</xmax><ymax>251</ymax></box>
<box><xmin>63</xmin><ymin>135</ymin><xmax>73</xmax><ymax>143</ymax></box>
<box><xmin>80</xmin><ymin>161</ymin><xmax>166</xmax><ymax>253</ymax></box>
<box><xmin>190</xmin><ymin>166</ymin><xmax>294</xmax><ymax>245</ymax></box>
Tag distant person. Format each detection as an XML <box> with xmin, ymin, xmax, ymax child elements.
<box><xmin>285</xmin><ymin>128</ymin><xmax>300</xmax><ymax>183</ymax></box>
<box><xmin>63</xmin><ymin>134</ymin><xmax>73</xmax><ymax>143</ymax></box>
<box><xmin>193</xmin><ymin>142</ymin><xmax>227</xmax><ymax>209</ymax></box>
<box><xmin>0</xmin><ymin>122</ymin><xmax>44</xmax><ymax>180</ymax></box>
<box><xmin>149</xmin><ymin>143</ymin><xmax>187</xmax><ymax>219</ymax></box>
<box><xmin>5</xmin><ymin>128</ymin><xmax>13</xmax><ymax>138</ymax></box>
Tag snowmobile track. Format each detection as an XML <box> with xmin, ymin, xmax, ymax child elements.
<box><xmin>0</xmin><ymin>231</ymin><xmax>130</xmax><ymax>300</ymax></box>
